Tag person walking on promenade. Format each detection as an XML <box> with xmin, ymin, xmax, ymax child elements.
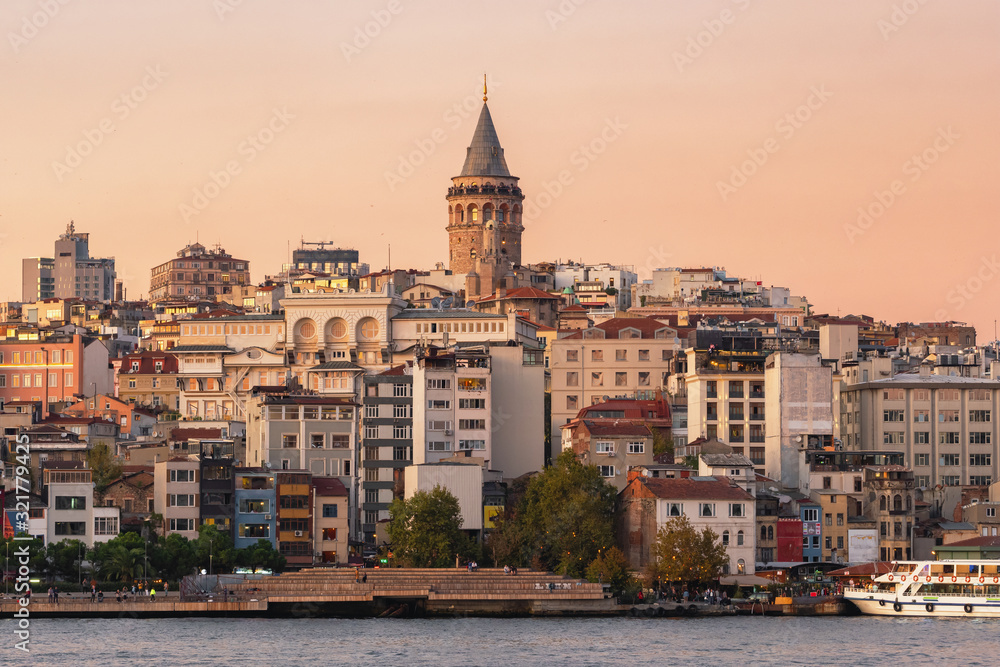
<box><xmin>47</xmin><ymin>586</ymin><xmax>53</xmax><ymax>603</ymax></box>
<box><xmin>91</xmin><ymin>584</ymin><xmax>97</xmax><ymax>602</ymax></box>
<box><xmin>355</xmin><ymin>567</ymin><xmax>361</xmax><ymax>584</ymax></box>
<box><xmin>150</xmin><ymin>588</ymin><xmax>156</xmax><ymax>602</ymax></box>
<box><xmin>164</xmin><ymin>581</ymin><xmax>169</xmax><ymax>597</ymax></box>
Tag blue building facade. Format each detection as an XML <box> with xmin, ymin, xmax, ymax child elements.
<box><xmin>233</xmin><ymin>468</ymin><xmax>276</xmax><ymax>550</ymax></box>
<box><xmin>800</xmin><ymin>501</ymin><xmax>822</xmax><ymax>563</ymax></box>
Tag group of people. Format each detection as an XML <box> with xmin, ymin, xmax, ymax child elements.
<box><xmin>466</xmin><ymin>561</ymin><xmax>479</xmax><ymax>572</ymax></box>
<box><xmin>502</xmin><ymin>565</ymin><xmax>519</xmax><ymax>576</ymax></box>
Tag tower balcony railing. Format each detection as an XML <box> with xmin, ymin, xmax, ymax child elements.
<box><xmin>448</xmin><ymin>185</ymin><xmax>523</xmax><ymax>197</ymax></box>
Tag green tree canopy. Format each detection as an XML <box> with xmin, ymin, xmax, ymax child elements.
<box><xmin>86</xmin><ymin>443</ymin><xmax>123</xmax><ymax>494</ymax></box>
<box><xmin>585</xmin><ymin>546</ymin><xmax>635</xmax><ymax>596</ymax></box>
<box><xmin>645</xmin><ymin>516</ymin><xmax>729</xmax><ymax>585</ymax></box>
<box><xmin>236</xmin><ymin>539</ymin><xmax>286</xmax><ymax>573</ymax></box>
<box><xmin>651</xmin><ymin>427</ymin><xmax>674</xmax><ymax>459</ymax></box>
<box><xmin>386</xmin><ymin>485</ymin><xmax>474</xmax><ymax>568</ymax></box>
<box><xmin>506</xmin><ymin>450</ymin><xmax>617</xmax><ymax>577</ymax></box>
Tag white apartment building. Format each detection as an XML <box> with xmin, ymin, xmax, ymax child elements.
<box><xmin>44</xmin><ymin>468</ymin><xmax>120</xmax><ymax>547</ymax></box>
<box><xmin>552</xmin><ymin>262</ymin><xmax>638</xmax><ymax>311</ymax></box>
<box><xmin>412</xmin><ymin>348</ymin><xmax>492</xmax><ymax>467</ymax></box>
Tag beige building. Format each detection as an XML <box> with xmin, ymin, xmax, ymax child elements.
<box><xmin>839</xmin><ymin>369</ymin><xmax>1000</xmax><ymax>492</ymax></box>
<box><xmin>561</xmin><ymin>420</ymin><xmax>654</xmax><ymax>491</ymax></box>
<box><xmin>154</xmin><ymin>457</ymin><xmax>201</xmax><ymax>539</ymax></box>
<box><xmin>149</xmin><ymin>243</ymin><xmax>250</xmax><ymax>302</ymax></box>
<box><xmin>313</xmin><ymin>476</ymin><xmax>350</xmax><ymax>564</ymax></box>
<box><xmin>550</xmin><ymin>317</ymin><xmax>680</xmax><ymax>443</ymax></box>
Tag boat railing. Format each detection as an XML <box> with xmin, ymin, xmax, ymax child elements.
<box><xmin>845</xmin><ymin>587</ymin><xmax>1000</xmax><ymax>598</ymax></box>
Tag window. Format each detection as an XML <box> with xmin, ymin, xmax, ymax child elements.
<box><xmin>825</xmin><ymin>513</ymin><xmax>832</xmax><ymax>526</ymax></box>
<box><xmin>393</xmin><ymin>383</ymin><xmax>411</xmax><ymax>397</ymax></box>
<box><xmin>428</xmin><ymin>420</ymin><xmax>451</xmax><ymax>431</ymax></box>
<box><xmin>598</xmin><ymin>465</ymin><xmax>615</xmax><ymax>478</ymax></box>
<box><xmin>428</xmin><ymin>441</ymin><xmax>451</xmax><ymax>451</ymax></box>
<box><xmin>364</xmin><ymin>425</ymin><xmax>379</xmax><ymax>440</ymax></box>
<box><xmin>667</xmin><ymin>503</ymin><xmax>683</xmax><ymax>517</ymax></box>
<box><xmin>168</xmin><ymin>494</ymin><xmax>196</xmax><ymax>507</ymax></box>
<box><xmin>940</xmin><ymin>453</ymin><xmax>960</xmax><ymax>466</ymax></box>
<box><xmin>914</xmin><ymin>431</ymin><xmax>930</xmax><ymax>444</ymax></box>
<box><xmin>239</xmin><ymin>499</ymin><xmax>269</xmax><ymax>513</ymax></box>
<box><xmin>591</xmin><ymin>372</ymin><xmax>603</xmax><ymax>387</ymax></box>
<box><xmin>282</xmin><ymin>434</ymin><xmax>298</xmax><ymax>449</ymax></box>
<box><xmin>322</xmin><ymin>503</ymin><xmax>339</xmax><ymax>518</ymax></box>
<box><xmin>970</xmin><ymin>453</ymin><xmax>992</xmax><ymax>466</ymax></box>
<box><xmin>566</xmin><ymin>395</ymin><xmax>578</xmax><ymax>410</ymax></box>
<box><xmin>970</xmin><ymin>432</ymin><xmax>992</xmax><ymax>444</ymax></box>
<box><xmin>94</xmin><ymin>516</ymin><xmax>118</xmax><ymax>535</ymax></box>
<box><xmin>913</xmin><ymin>410</ymin><xmax>929</xmax><ymax>423</ymax></box>
<box><xmin>883</xmin><ymin>388</ymin><xmax>904</xmax><ymax>400</ymax></box>
<box><xmin>802</xmin><ymin>508</ymin><xmax>819</xmax><ymax>522</ymax></box>
<box><xmin>938</xmin><ymin>410</ymin><xmax>960</xmax><ymax>423</ymax></box>
<box><xmin>915</xmin><ymin>453</ymin><xmax>929</xmax><ymax>466</ymax></box>
<box><xmin>566</xmin><ymin>372</ymin><xmax>579</xmax><ymax>387</ymax></box>
<box><xmin>393</xmin><ymin>425</ymin><xmax>411</xmax><ymax>439</ymax></box>
<box><xmin>458</xmin><ymin>398</ymin><xmax>485</xmax><ymax>409</ymax></box>
<box><xmin>941</xmin><ymin>475</ymin><xmax>961</xmax><ymax>486</ymax></box>
<box><xmin>737</xmin><ymin>530</ymin><xmax>744</xmax><ymax>546</ymax></box>
<box><xmin>238</xmin><ymin>524</ymin><xmax>270</xmax><ymax>539</ymax></box>
<box><xmin>616</xmin><ymin>349</ymin><xmax>627</xmax><ymax>362</ymax></box>
<box><xmin>170</xmin><ymin>469</ymin><xmax>196</xmax><ymax>482</ymax></box>
<box><xmin>938</xmin><ymin>389</ymin><xmax>960</xmax><ymax>401</ymax></box>
<box><xmin>458</xmin><ymin>440</ymin><xmax>485</xmax><ymax>450</ymax></box>
<box><xmin>638</xmin><ymin>372</ymin><xmax>650</xmax><ymax>386</ymax></box>
<box><xmin>970</xmin><ymin>476</ymin><xmax>993</xmax><ymax>486</ymax></box>
<box><xmin>706</xmin><ymin>380</ymin><xmax>717</xmax><ymax>398</ymax></box>
<box><xmin>55</xmin><ymin>522</ymin><xmax>87</xmax><ymax>536</ymax></box>
<box><xmin>729</xmin><ymin>503</ymin><xmax>744</xmax><ymax>517</ymax></box>
<box><xmin>883</xmin><ymin>432</ymin><xmax>904</xmax><ymax>445</ymax></box>
<box><xmin>457</xmin><ymin>378</ymin><xmax>486</xmax><ymax>391</ymax></box>
<box><xmin>427</xmin><ymin>399</ymin><xmax>450</xmax><ymax>410</ymax></box>
<box><xmin>699</xmin><ymin>503</ymin><xmax>715</xmax><ymax>517</ymax></box>
<box><xmin>970</xmin><ymin>410</ymin><xmax>991</xmax><ymax>422</ymax></box>
<box><xmin>365</xmin><ymin>405</ymin><xmax>378</xmax><ymax>419</ymax></box>
<box><xmin>883</xmin><ymin>410</ymin><xmax>904</xmax><ymax>422</ymax></box>
<box><xmin>837</xmin><ymin>513</ymin><xmax>844</xmax><ymax>526</ymax></box>
<box><xmin>615</xmin><ymin>372</ymin><xmax>627</xmax><ymax>387</ymax></box>
<box><xmin>311</xmin><ymin>433</ymin><xmax>325</xmax><ymax>449</ymax></box>
<box><xmin>566</xmin><ymin>349</ymin><xmax>578</xmax><ymax>362</ymax></box>
<box><xmin>728</xmin><ymin>381</ymin><xmax>744</xmax><ymax>398</ymax></box>
<box><xmin>591</xmin><ymin>350</ymin><xmax>603</xmax><ymax>362</ymax></box>
<box><xmin>458</xmin><ymin>419</ymin><xmax>485</xmax><ymax>430</ymax></box>
<box><xmin>54</xmin><ymin>496</ymin><xmax>86</xmax><ymax>510</ymax></box>
<box><xmin>627</xmin><ymin>441</ymin><xmax>645</xmax><ymax>455</ymax></box>
<box><xmin>722</xmin><ymin>530</ymin><xmax>730</xmax><ymax>546</ymax></box>
<box><xmin>939</xmin><ymin>432</ymin><xmax>960</xmax><ymax>444</ymax></box>
<box><xmin>595</xmin><ymin>441</ymin><xmax>614</xmax><ymax>454</ymax></box>
<box><xmin>393</xmin><ymin>404</ymin><xmax>411</xmax><ymax>419</ymax></box>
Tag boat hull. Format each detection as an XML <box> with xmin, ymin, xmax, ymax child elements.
<box><xmin>846</xmin><ymin>593</ymin><xmax>1000</xmax><ymax>618</ymax></box>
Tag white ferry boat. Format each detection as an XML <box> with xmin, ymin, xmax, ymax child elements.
<box><xmin>844</xmin><ymin>560</ymin><xmax>1000</xmax><ymax>617</ymax></box>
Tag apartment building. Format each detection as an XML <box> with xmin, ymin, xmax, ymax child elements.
<box><xmin>276</xmin><ymin>470</ymin><xmax>313</xmax><ymax>567</ymax></box>
<box><xmin>154</xmin><ymin>457</ymin><xmax>201</xmax><ymax>539</ymax></box>
<box><xmin>550</xmin><ymin>317</ymin><xmax>680</xmax><ymax>443</ymax></box>
<box><xmin>149</xmin><ymin>243</ymin><xmax>250</xmax><ymax>302</ymax></box>
<box><xmin>561</xmin><ymin>419</ymin><xmax>654</xmax><ymax>491</ymax></box>
<box><xmin>117</xmin><ymin>350</ymin><xmax>180</xmax><ymax>412</ymax></box>
<box><xmin>618</xmin><ymin>474</ymin><xmax>756</xmax><ymax>574</ymax></box>
<box><xmin>234</xmin><ymin>468</ymin><xmax>275</xmax><ymax>549</ymax></box>
<box><xmin>360</xmin><ymin>369</ymin><xmax>412</xmax><ymax>545</ymax></box>
<box><xmin>314</xmin><ymin>476</ymin><xmax>350</xmax><ymax>564</ymax></box>
<box><xmin>45</xmin><ymin>468</ymin><xmax>121</xmax><ymax>547</ymax></box>
<box><xmin>22</xmin><ymin>223</ymin><xmax>115</xmax><ymax>302</ymax></box>
<box><xmin>840</xmin><ymin>370</ymin><xmax>1000</xmax><ymax>490</ymax></box>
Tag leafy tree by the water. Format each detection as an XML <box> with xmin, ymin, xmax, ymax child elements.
<box><xmin>194</xmin><ymin>524</ymin><xmax>237</xmax><ymax>573</ymax></box>
<box><xmin>99</xmin><ymin>542</ymin><xmax>147</xmax><ymax>583</ymax></box>
<box><xmin>645</xmin><ymin>516</ymin><xmax>728</xmax><ymax>585</ymax></box>
<box><xmin>500</xmin><ymin>451</ymin><xmax>617</xmax><ymax>577</ymax></box>
<box><xmin>585</xmin><ymin>546</ymin><xmax>636</xmax><ymax>596</ymax></box>
<box><xmin>236</xmin><ymin>539</ymin><xmax>286</xmax><ymax>573</ymax></box>
<box><xmin>386</xmin><ymin>485</ymin><xmax>474</xmax><ymax>567</ymax></box>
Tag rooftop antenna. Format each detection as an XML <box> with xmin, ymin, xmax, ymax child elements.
<box><xmin>483</xmin><ymin>73</ymin><xmax>488</xmax><ymax>102</ymax></box>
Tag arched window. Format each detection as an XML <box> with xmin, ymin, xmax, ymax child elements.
<box><xmin>722</xmin><ymin>530</ymin><xmax>730</xmax><ymax>546</ymax></box>
<box><xmin>737</xmin><ymin>559</ymin><xmax>746</xmax><ymax>575</ymax></box>
<box><xmin>893</xmin><ymin>494</ymin><xmax>902</xmax><ymax>512</ymax></box>
<box><xmin>761</xmin><ymin>525</ymin><xmax>767</xmax><ymax>541</ymax></box>
<box><xmin>906</xmin><ymin>495</ymin><xmax>912</xmax><ymax>511</ymax></box>
<box><xmin>767</xmin><ymin>526</ymin><xmax>774</xmax><ymax>541</ymax></box>
<box><xmin>879</xmin><ymin>495</ymin><xmax>887</xmax><ymax>511</ymax></box>
<box><xmin>737</xmin><ymin>530</ymin><xmax>744</xmax><ymax>546</ymax></box>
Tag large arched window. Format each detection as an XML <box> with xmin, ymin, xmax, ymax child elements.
<box><xmin>767</xmin><ymin>525</ymin><xmax>774</xmax><ymax>541</ymax></box>
<box><xmin>722</xmin><ymin>530</ymin><xmax>730</xmax><ymax>546</ymax></box>
<box><xmin>761</xmin><ymin>525</ymin><xmax>767</xmax><ymax>541</ymax></box>
<box><xmin>737</xmin><ymin>530</ymin><xmax>745</xmax><ymax>546</ymax></box>
<box><xmin>879</xmin><ymin>495</ymin><xmax>887</xmax><ymax>511</ymax></box>
<box><xmin>737</xmin><ymin>559</ymin><xmax>746</xmax><ymax>575</ymax></box>
<box><xmin>893</xmin><ymin>494</ymin><xmax>903</xmax><ymax>512</ymax></box>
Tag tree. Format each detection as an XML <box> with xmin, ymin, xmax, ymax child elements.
<box><xmin>386</xmin><ymin>486</ymin><xmax>474</xmax><ymax>568</ymax></box>
<box><xmin>99</xmin><ymin>542</ymin><xmax>145</xmax><ymax>583</ymax></box>
<box><xmin>150</xmin><ymin>533</ymin><xmax>197</xmax><ymax>582</ymax></box>
<box><xmin>651</xmin><ymin>427</ymin><xmax>674</xmax><ymax>458</ymax></box>
<box><xmin>645</xmin><ymin>516</ymin><xmax>729</xmax><ymax>586</ymax></box>
<box><xmin>236</xmin><ymin>539</ymin><xmax>286</xmax><ymax>573</ymax></box>
<box><xmin>194</xmin><ymin>524</ymin><xmax>236</xmax><ymax>574</ymax></box>
<box><xmin>585</xmin><ymin>546</ymin><xmax>635</xmax><ymax>596</ymax></box>
<box><xmin>682</xmin><ymin>454</ymin><xmax>699</xmax><ymax>470</ymax></box>
<box><xmin>510</xmin><ymin>451</ymin><xmax>617</xmax><ymax>577</ymax></box>
<box><xmin>86</xmin><ymin>443</ymin><xmax>123</xmax><ymax>494</ymax></box>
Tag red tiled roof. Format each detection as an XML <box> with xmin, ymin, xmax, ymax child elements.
<box><xmin>561</xmin><ymin>316</ymin><xmax>677</xmax><ymax>340</ymax></box>
<box><xmin>478</xmin><ymin>287</ymin><xmax>560</xmax><ymax>303</ymax></box>
<box><xmin>169</xmin><ymin>427</ymin><xmax>223</xmax><ymax>441</ymax></box>
<box><xmin>941</xmin><ymin>536</ymin><xmax>1000</xmax><ymax>548</ymax></box>
<box><xmin>380</xmin><ymin>365</ymin><xmax>409</xmax><ymax>376</ymax></box>
<box><xmin>638</xmin><ymin>476</ymin><xmax>754</xmax><ymax>501</ymax></box>
<box><xmin>313</xmin><ymin>476</ymin><xmax>349</xmax><ymax>497</ymax></box>
<box><xmin>583</xmin><ymin>421</ymin><xmax>651</xmax><ymax>437</ymax></box>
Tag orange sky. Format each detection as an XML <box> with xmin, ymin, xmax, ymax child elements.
<box><xmin>2</xmin><ymin>1</ymin><xmax>999</xmax><ymax>338</ymax></box>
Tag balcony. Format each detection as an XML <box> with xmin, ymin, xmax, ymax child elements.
<box><xmin>706</xmin><ymin>413</ymin><xmax>718</xmax><ymax>422</ymax></box>
<box><xmin>749</xmin><ymin>414</ymin><xmax>765</xmax><ymax>421</ymax></box>
<box><xmin>749</xmin><ymin>435</ymin><xmax>765</xmax><ymax>443</ymax></box>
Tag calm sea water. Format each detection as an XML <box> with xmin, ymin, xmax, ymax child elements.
<box><xmin>3</xmin><ymin>616</ymin><xmax>998</xmax><ymax>666</ymax></box>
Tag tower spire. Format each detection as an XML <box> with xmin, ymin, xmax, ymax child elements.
<box><xmin>483</xmin><ymin>73</ymin><xmax>488</xmax><ymax>102</ymax></box>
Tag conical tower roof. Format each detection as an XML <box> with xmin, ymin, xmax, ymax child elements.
<box><xmin>459</xmin><ymin>103</ymin><xmax>511</xmax><ymax>177</ymax></box>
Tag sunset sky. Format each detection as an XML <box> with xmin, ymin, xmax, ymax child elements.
<box><xmin>3</xmin><ymin>1</ymin><xmax>998</xmax><ymax>337</ymax></box>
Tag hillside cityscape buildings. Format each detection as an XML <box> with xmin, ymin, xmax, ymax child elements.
<box><xmin>3</xmin><ymin>90</ymin><xmax>1000</xmax><ymax>579</ymax></box>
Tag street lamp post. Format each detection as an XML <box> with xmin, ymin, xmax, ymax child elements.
<box><xmin>78</xmin><ymin>542</ymin><xmax>83</xmax><ymax>588</ymax></box>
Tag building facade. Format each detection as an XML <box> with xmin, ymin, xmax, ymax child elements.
<box><xmin>149</xmin><ymin>243</ymin><xmax>251</xmax><ymax>302</ymax></box>
<box><xmin>22</xmin><ymin>222</ymin><xmax>115</xmax><ymax>302</ymax></box>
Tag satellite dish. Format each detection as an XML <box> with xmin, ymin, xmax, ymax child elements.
<box><xmin>465</xmin><ymin>300</ymin><xmax>476</xmax><ymax>308</ymax></box>
<box><xmin>778</xmin><ymin>495</ymin><xmax>792</xmax><ymax>504</ymax></box>
<box><xmin>441</xmin><ymin>297</ymin><xmax>454</xmax><ymax>309</ymax></box>
<box><xmin>431</xmin><ymin>297</ymin><xmax>442</xmax><ymax>309</ymax></box>
<box><xmin>642</xmin><ymin>469</ymin><xmax>652</xmax><ymax>477</ymax></box>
